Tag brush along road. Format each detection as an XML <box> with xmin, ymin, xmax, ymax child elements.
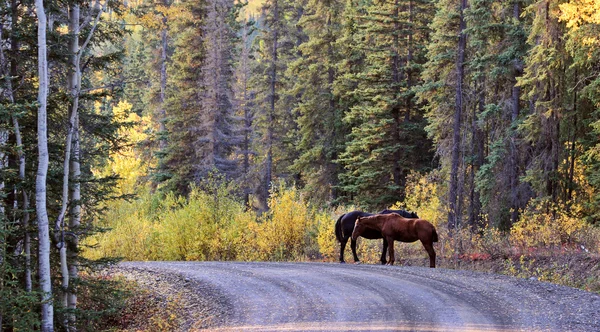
<box><xmin>120</xmin><ymin>261</ymin><xmax>600</xmax><ymax>331</ymax></box>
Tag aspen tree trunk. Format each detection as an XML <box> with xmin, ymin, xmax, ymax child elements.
<box><xmin>35</xmin><ymin>0</ymin><xmax>54</xmax><ymax>329</ymax></box>
<box><xmin>0</xmin><ymin>24</ymin><xmax>8</xmax><ymax>273</ymax></box>
<box><xmin>61</xmin><ymin>3</ymin><xmax>101</xmax><ymax>329</ymax></box>
<box><xmin>0</xmin><ymin>0</ymin><xmax>32</xmax><ymax>295</ymax></box>
<box><xmin>448</xmin><ymin>0</ymin><xmax>468</xmax><ymax>230</ymax></box>
<box><xmin>10</xmin><ymin>45</ymin><xmax>33</xmax><ymax>295</ymax></box>
<box><xmin>67</xmin><ymin>113</ymin><xmax>81</xmax><ymax>331</ymax></box>
<box><xmin>55</xmin><ymin>5</ymin><xmax>82</xmax><ymax>326</ymax></box>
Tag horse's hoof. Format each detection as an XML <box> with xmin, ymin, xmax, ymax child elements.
<box><xmin>340</xmin><ymin>261</ymin><xmax>346</xmax><ymax>264</ymax></box>
<box><xmin>354</xmin><ymin>261</ymin><xmax>361</xmax><ymax>265</ymax></box>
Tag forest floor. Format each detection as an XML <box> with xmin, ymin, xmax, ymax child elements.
<box><xmin>103</xmin><ymin>252</ymin><xmax>600</xmax><ymax>331</ymax></box>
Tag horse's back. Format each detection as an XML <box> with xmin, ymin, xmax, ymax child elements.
<box><xmin>340</xmin><ymin>210</ymin><xmax>375</xmax><ymax>239</ymax></box>
<box><xmin>379</xmin><ymin>209</ymin><xmax>418</xmax><ymax>218</ymax></box>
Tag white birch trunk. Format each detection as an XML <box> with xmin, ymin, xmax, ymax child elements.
<box><xmin>56</xmin><ymin>5</ymin><xmax>81</xmax><ymax>320</ymax></box>
<box><xmin>35</xmin><ymin>0</ymin><xmax>54</xmax><ymax>329</ymax></box>
<box><xmin>67</xmin><ymin>113</ymin><xmax>80</xmax><ymax>331</ymax></box>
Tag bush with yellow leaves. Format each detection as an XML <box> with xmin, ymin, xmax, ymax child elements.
<box><xmin>511</xmin><ymin>199</ymin><xmax>590</xmax><ymax>251</ymax></box>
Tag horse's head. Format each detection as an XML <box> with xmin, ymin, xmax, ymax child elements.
<box><xmin>351</xmin><ymin>216</ymin><xmax>367</xmax><ymax>240</ymax></box>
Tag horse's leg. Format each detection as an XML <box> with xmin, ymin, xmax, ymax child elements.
<box><xmin>386</xmin><ymin>237</ymin><xmax>395</xmax><ymax>265</ymax></box>
<box><xmin>422</xmin><ymin>241</ymin><xmax>436</xmax><ymax>268</ymax></box>
<box><xmin>380</xmin><ymin>238</ymin><xmax>388</xmax><ymax>265</ymax></box>
<box><xmin>351</xmin><ymin>238</ymin><xmax>360</xmax><ymax>263</ymax></box>
<box><xmin>339</xmin><ymin>237</ymin><xmax>348</xmax><ymax>263</ymax></box>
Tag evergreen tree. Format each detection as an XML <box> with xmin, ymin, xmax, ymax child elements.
<box><xmin>289</xmin><ymin>0</ymin><xmax>345</xmax><ymax>204</ymax></box>
<box><xmin>252</xmin><ymin>0</ymin><xmax>307</xmax><ymax>209</ymax></box>
<box><xmin>517</xmin><ymin>0</ymin><xmax>572</xmax><ymax>204</ymax></box>
<box><xmin>560</xmin><ymin>0</ymin><xmax>600</xmax><ymax>222</ymax></box>
<box><xmin>338</xmin><ymin>0</ymin><xmax>434</xmax><ymax>209</ymax></box>
<box><xmin>195</xmin><ymin>0</ymin><xmax>241</xmax><ymax>180</ymax></box>
<box><xmin>158</xmin><ymin>0</ymin><xmax>207</xmax><ymax>194</ymax></box>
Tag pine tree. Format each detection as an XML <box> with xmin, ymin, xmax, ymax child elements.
<box><xmin>560</xmin><ymin>0</ymin><xmax>600</xmax><ymax>222</ymax></box>
<box><xmin>158</xmin><ymin>0</ymin><xmax>207</xmax><ymax>194</ymax></box>
<box><xmin>233</xmin><ymin>15</ymin><xmax>259</xmax><ymax>206</ymax></box>
<box><xmin>466</xmin><ymin>0</ymin><xmax>531</xmax><ymax>229</ymax></box>
<box><xmin>289</xmin><ymin>0</ymin><xmax>345</xmax><ymax>204</ymax></box>
<box><xmin>195</xmin><ymin>0</ymin><xmax>241</xmax><ymax>180</ymax></box>
<box><xmin>252</xmin><ymin>0</ymin><xmax>307</xmax><ymax>209</ymax></box>
<box><xmin>517</xmin><ymin>0</ymin><xmax>572</xmax><ymax>203</ymax></box>
<box><xmin>338</xmin><ymin>0</ymin><xmax>434</xmax><ymax>209</ymax></box>
<box><xmin>419</xmin><ymin>0</ymin><xmax>475</xmax><ymax>228</ymax></box>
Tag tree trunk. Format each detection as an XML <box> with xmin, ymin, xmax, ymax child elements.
<box><xmin>0</xmin><ymin>0</ymin><xmax>32</xmax><ymax>295</ymax></box>
<box><xmin>392</xmin><ymin>0</ymin><xmax>402</xmax><ymax>197</ymax></box>
<box><xmin>265</xmin><ymin>0</ymin><xmax>278</xmax><ymax>209</ymax></box>
<box><xmin>159</xmin><ymin>18</ymin><xmax>168</xmax><ymax>150</ymax></box>
<box><xmin>67</xmin><ymin>113</ymin><xmax>81</xmax><ymax>331</ymax></box>
<box><xmin>327</xmin><ymin>12</ymin><xmax>338</xmax><ymax>201</ymax></box>
<box><xmin>448</xmin><ymin>0</ymin><xmax>467</xmax><ymax>230</ymax></box>
<box><xmin>566</xmin><ymin>95</ymin><xmax>577</xmax><ymax>204</ymax></box>
<box><xmin>509</xmin><ymin>1</ymin><xmax>523</xmax><ymax>226</ymax></box>
<box><xmin>35</xmin><ymin>0</ymin><xmax>54</xmax><ymax>329</ymax></box>
<box><xmin>240</xmin><ymin>21</ymin><xmax>252</xmax><ymax>207</ymax></box>
<box><xmin>405</xmin><ymin>0</ymin><xmax>413</xmax><ymax>122</ymax></box>
<box><xmin>55</xmin><ymin>5</ymin><xmax>82</xmax><ymax>325</ymax></box>
<box><xmin>469</xmin><ymin>77</ymin><xmax>485</xmax><ymax>228</ymax></box>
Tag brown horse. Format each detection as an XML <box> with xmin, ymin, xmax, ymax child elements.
<box><xmin>351</xmin><ymin>213</ymin><xmax>439</xmax><ymax>268</ymax></box>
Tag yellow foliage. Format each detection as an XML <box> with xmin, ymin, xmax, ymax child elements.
<box><xmin>86</xmin><ymin>180</ymin><xmax>331</xmax><ymax>262</ymax></box>
<box><xmin>93</xmin><ymin>100</ymin><xmax>152</xmax><ymax>195</ymax></box>
<box><xmin>250</xmin><ymin>184</ymin><xmax>319</xmax><ymax>261</ymax></box>
<box><xmin>398</xmin><ymin>170</ymin><xmax>444</xmax><ymax>226</ymax></box>
<box><xmin>511</xmin><ymin>199</ymin><xmax>588</xmax><ymax>249</ymax></box>
<box><xmin>85</xmin><ymin>188</ymin><xmax>157</xmax><ymax>261</ymax></box>
<box><xmin>317</xmin><ymin>205</ymin><xmax>352</xmax><ymax>262</ymax></box>
<box><xmin>559</xmin><ymin>0</ymin><xmax>600</xmax><ymax>29</ymax></box>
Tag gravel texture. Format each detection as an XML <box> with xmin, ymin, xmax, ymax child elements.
<box><xmin>116</xmin><ymin>262</ymin><xmax>600</xmax><ymax>331</ymax></box>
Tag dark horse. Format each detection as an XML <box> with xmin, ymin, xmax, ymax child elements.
<box><xmin>352</xmin><ymin>213</ymin><xmax>438</xmax><ymax>268</ymax></box>
<box><xmin>334</xmin><ymin>209</ymin><xmax>418</xmax><ymax>264</ymax></box>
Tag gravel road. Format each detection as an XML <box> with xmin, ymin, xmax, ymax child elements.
<box><xmin>119</xmin><ymin>262</ymin><xmax>600</xmax><ymax>331</ymax></box>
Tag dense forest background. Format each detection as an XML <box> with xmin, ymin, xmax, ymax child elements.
<box><xmin>1</xmin><ymin>0</ymin><xmax>600</xmax><ymax>330</ymax></box>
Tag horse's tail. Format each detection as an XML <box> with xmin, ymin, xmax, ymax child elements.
<box><xmin>335</xmin><ymin>214</ymin><xmax>345</xmax><ymax>243</ymax></box>
<box><xmin>432</xmin><ymin>227</ymin><xmax>439</xmax><ymax>243</ymax></box>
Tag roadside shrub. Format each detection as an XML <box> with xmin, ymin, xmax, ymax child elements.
<box><xmin>251</xmin><ymin>183</ymin><xmax>318</xmax><ymax>261</ymax></box>
<box><xmin>317</xmin><ymin>206</ymin><xmax>351</xmax><ymax>262</ymax></box>
<box><xmin>511</xmin><ymin>199</ymin><xmax>589</xmax><ymax>250</ymax></box>
<box><xmin>157</xmin><ymin>180</ymin><xmax>248</xmax><ymax>261</ymax></box>
<box><xmin>86</xmin><ymin>189</ymin><xmax>156</xmax><ymax>261</ymax></box>
<box><xmin>472</xmin><ymin>225</ymin><xmax>511</xmax><ymax>259</ymax></box>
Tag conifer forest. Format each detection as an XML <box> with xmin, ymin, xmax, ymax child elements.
<box><xmin>1</xmin><ymin>0</ymin><xmax>600</xmax><ymax>330</ymax></box>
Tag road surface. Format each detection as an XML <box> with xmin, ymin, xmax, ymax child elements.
<box><xmin>121</xmin><ymin>261</ymin><xmax>600</xmax><ymax>331</ymax></box>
